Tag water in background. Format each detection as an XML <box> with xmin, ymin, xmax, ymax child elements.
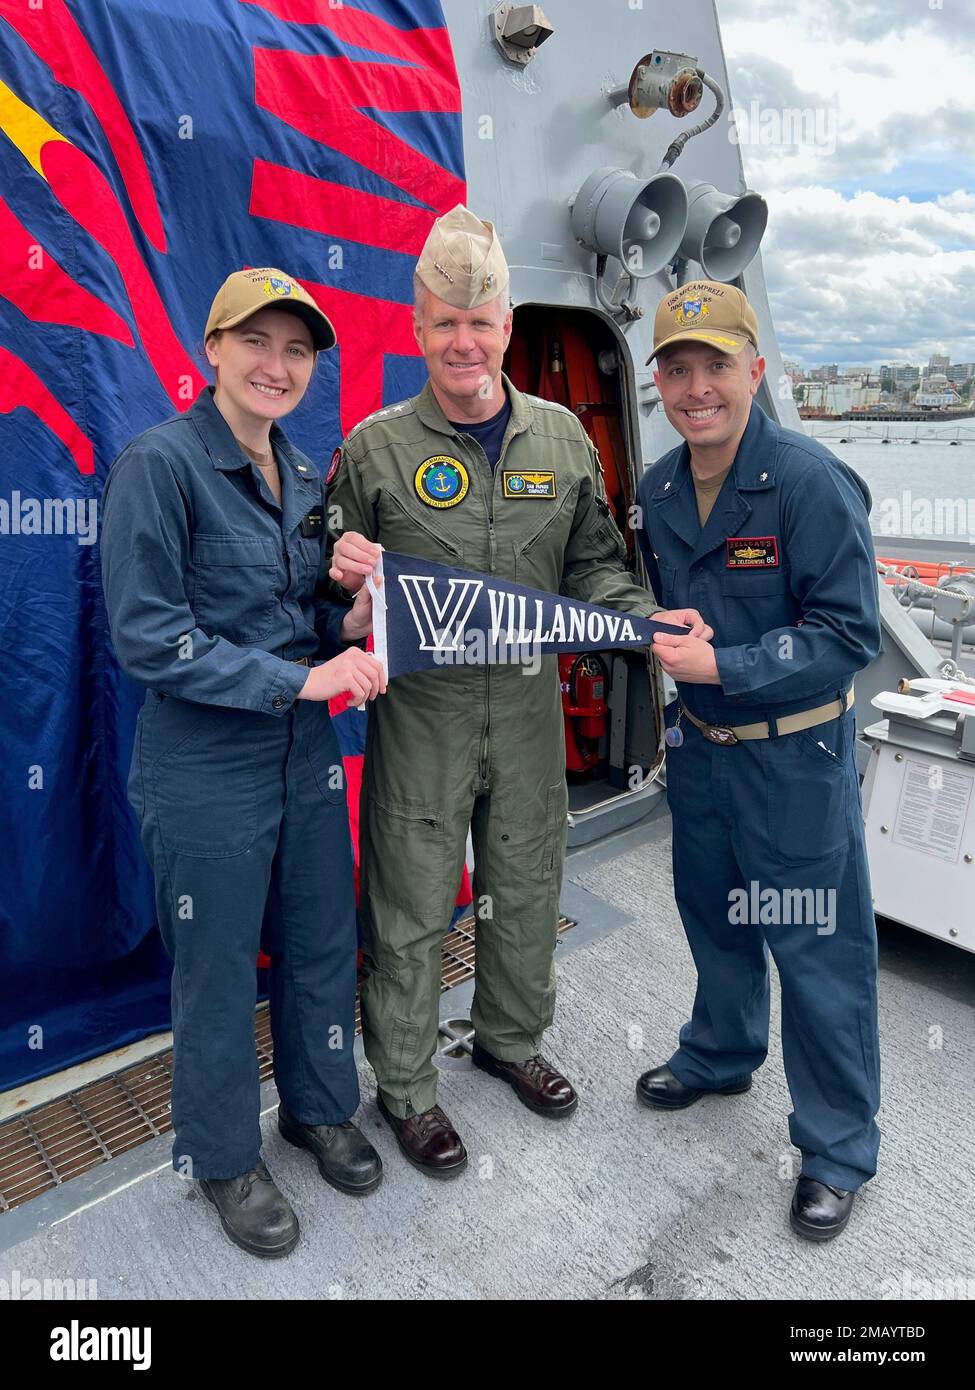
<box><xmin>803</xmin><ymin>432</ymin><xmax>975</xmax><ymax>544</ymax></box>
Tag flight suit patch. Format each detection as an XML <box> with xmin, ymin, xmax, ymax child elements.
<box><xmin>503</xmin><ymin>471</ymin><xmax>556</xmax><ymax>499</ymax></box>
<box><xmin>326</xmin><ymin>448</ymin><xmax>342</xmax><ymax>485</ymax></box>
<box><xmin>300</xmin><ymin>508</ymin><xmax>323</xmax><ymax>537</ymax></box>
<box><xmin>726</xmin><ymin>536</ymin><xmax>779</xmax><ymax>568</ymax></box>
<box><xmin>415</xmin><ymin>456</ymin><xmax>469</xmax><ymax>508</ymax></box>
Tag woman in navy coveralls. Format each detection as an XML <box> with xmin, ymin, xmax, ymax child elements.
<box><xmin>101</xmin><ymin>268</ymin><xmax>387</xmax><ymax>1257</ymax></box>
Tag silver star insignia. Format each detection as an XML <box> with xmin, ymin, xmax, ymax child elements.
<box><xmin>664</xmin><ymin>481</ymin><xmax>671</xmax><ymax>491</ymax></box>
<box><xmin>759</xmin><ymin>471</ymin><xmax>768</xmax><ymax>481</ymax></box>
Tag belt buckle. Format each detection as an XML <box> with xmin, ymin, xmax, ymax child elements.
<box><xmin>704</xmin><ymin>723</ymin><xmax>738</xmax><ymax>746</ymax></box>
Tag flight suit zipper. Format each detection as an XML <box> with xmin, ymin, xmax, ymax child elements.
<box><xmin>477</xmin><ymin>424</ymin><xmax>524</xmax><ymax>783</ymax></box>
<box><xmin>462</xmin><ymin>420</ymin><xmax>525</xmax><ymax>786</ymax></box>
<box><xmin>467</xmin><ymin>436</ymin><xmax>496</xmax><ymax>784</ymax></box>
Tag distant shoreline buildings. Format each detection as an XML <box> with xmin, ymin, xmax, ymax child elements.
<box><xmin>785</xmin><ymin>354</ymin><xmax>975</xmax><ymax>419</ymax></box>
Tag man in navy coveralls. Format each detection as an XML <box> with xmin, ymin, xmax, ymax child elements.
<box><xmin>634</xmin><ymin>279</ymin><xmax>881</xmax><ymax>1242</ymax></box>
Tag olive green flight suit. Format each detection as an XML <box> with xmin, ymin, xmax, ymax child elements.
<box><xmin>330</xmin><ymin>375</ymin><xmax>659</xmax><ymax>1117</ymax></box>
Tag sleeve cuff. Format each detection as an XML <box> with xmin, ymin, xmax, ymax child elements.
<box><xmin>263</xmin><ymin>660</ymin><xmax>310</xmax><ymax>716</ymax></box>
<box><xmin>714</xmin><ymin>645</ymin><xmax>748</xmax><ymax>696</ymax></box>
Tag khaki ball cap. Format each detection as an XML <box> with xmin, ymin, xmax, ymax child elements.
<box><xmin>648</xmin><ymin>279</ymin><xmax>759</xmax><ymax>360</ymax></box>
<box><xmin>205</xmin><ymin>267</ymin><xmax>336</xmax><ymax>351</ymax></box>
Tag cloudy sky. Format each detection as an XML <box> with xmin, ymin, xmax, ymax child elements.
<box><xmin>717</xmin><ymin>0</ymin><xmax>975</xmax><ymax>368</ymax></box>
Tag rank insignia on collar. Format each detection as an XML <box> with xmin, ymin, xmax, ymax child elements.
<box><xmin>415</xmin><ymin>456</ymin><xmax>469</xmax><ymax>508</ymax></box>
<box><xmin>502</xmin><ymin>471</ymin><xmax>556</xmax><ymax>499</ymax></box>
<box><xmin>726</xmin><ymin>536</ymin><xmax>779</xmax><ymax>568</ymax></box>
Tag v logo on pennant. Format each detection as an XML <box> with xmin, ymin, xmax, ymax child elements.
<box><xmin>397</xmin><ymin>574</ymin><xmax>483</xmax><ymax>651</ymax></box>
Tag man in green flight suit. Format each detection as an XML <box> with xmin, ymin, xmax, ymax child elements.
<box><xmin>328</xmin><ymin>205</ymin><xmax>709</xmax><ymax>1177</ymax></box>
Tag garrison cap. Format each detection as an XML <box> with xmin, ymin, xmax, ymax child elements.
<box><xmin>205</xmin><ymin>267</ymin><xmax>336</xmax><ymax>351</ymax></box>
<box><xmin>648</xmin><ymin>279</ymin><xmax>759</xmax><ymax>361</ymax></box>
<box><xmin>416</xmin><ymin>205</ymin><xmax>510</xmax><ymax>310</ymax></box>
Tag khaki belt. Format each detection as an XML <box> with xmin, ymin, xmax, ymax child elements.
<box><xmin>680</xmin><ymin>689</ymin><xmax>854</xmax><ymax>746</ymax></box>
<box><xmin>291</xmin><ymin>656</ymin><xmax>311</xmax><ymax>667</ymax></box>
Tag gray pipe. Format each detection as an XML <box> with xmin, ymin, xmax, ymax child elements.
<box><xmin>908</xmin><ymin>609</ymin><xmax>975</xmax><ymax>642</ymax></box>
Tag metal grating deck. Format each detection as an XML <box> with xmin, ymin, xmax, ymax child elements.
<box><xmin>0</xmin><ymin>914</ymin><xmax>575</xmax><ymax>1214</ymax></box>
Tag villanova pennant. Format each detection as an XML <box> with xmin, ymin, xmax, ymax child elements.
<box><xmin>367</xmin><ymin>552</ymin><xmax>689</xmax><ymax>678</ymax></box>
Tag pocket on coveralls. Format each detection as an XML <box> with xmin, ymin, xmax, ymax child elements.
<box><xmin>764</xmin><ymin>714</ymin><xmax>855</xmax><ymax>864</ymax></box>
<box><xmin>296</xmin><ymin>536</ymin><xmax>322</xmax><ymax>580</ymax></box>
<box><xmin>190</xmin><ymin>535</ymin><xmax>278</xmax><ymax>643</ymax></box>
<box><xmin>146</xmin><ymin>701</ymin><xmax>260</xmax><ymax>858</ymax></box>
<box><xmin>304</xmin><ymin>719</ymin><xmax>348</xmax><ymax>804</ymax></box>
<box><xmin>721</xmin><ymin>571</ymin><xmax>790</xmax><ymax>646</ymax></box>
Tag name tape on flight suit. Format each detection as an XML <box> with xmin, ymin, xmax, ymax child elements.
<box><xmin>502</xmin><ymin>471</ymin><xmax>556</xmax><ymax>499</ymax></box>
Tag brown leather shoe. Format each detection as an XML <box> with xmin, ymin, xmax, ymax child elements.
<box><xmin>376</xmin><ymin>1092</ymin><xmax>468</xmax><ymax>1179</ymax></box>
<box><xmin>471</xmin><ymin>1042</ymin><xmax>578</xmax><ymax>1119</ymax></box>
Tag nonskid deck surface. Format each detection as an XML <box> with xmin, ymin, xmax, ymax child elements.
<box><xmin>1</xmin><ymin>821</ymin><xmax>972</xmax><ymax>1300</ymax></box>
<box><xmin>0</xmin><ymin>917</ymin><xmax>573</xmax><ymax>1214</ymax></box>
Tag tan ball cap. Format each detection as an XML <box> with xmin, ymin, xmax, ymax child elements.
<box><xmin>648</xmin><ymin>279</ymin><xmax>759</xmax><ymax>361</ymax></box>
<box><xmin>416</xmin><ymin>204</ymin><xmax>510</xmax><ymax>310</ymax></box>
<box><xmin>205</xmin><ymin>267</ymin><xmax>336</xmax><ymax>351</ymax></box>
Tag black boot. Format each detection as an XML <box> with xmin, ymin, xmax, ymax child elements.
<box><xmin>636</xmin><ymin>1063</ymin><xmax>752</xmax><ymax>1110</ymax></box>
<box><xmin>200</xmin><ymin>1157</ymin><xmax>299</xmax><ymax>1258</ymax></box>
<box><xmin>278</xmin><ymin>1104</ymin><xmax>383</xmax><ymax>1195</ymax></box>
<box><xmin>790</xmin><ymin>1176</ymin><xmax>855</xmax><ymax>1241</ymax></box>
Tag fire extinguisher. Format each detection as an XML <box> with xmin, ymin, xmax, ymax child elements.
<box><xmin>559</xmin><ymin>653</ymin><xmax>609</xmax><ymax>775</ymax></box>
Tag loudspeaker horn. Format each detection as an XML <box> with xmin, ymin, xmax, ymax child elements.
<box><xmin>677</xmin><ymin>182</ymin><xmax>768</xmax><ymax>281</ymax></box>
<box><xmin>571</xmin><ymin>167</ymin><xmax>688</xmax><ymax>278</ymax></box>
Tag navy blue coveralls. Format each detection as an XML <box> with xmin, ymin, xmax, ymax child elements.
<box><xmin>100</xmin><ymin>387</ymin><xmax>359</xmax><ymax>1180</ymax></box>
<box><xmin>636</xmin><ymin>403</ymin><xmax>882</xmax><ymax>1192</ymax></box>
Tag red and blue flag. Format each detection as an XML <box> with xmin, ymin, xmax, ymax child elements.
<box><xmin>0</xmin><ymin>0</ymin><xmax>467</xmax><ymax>1088</ymax></box>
